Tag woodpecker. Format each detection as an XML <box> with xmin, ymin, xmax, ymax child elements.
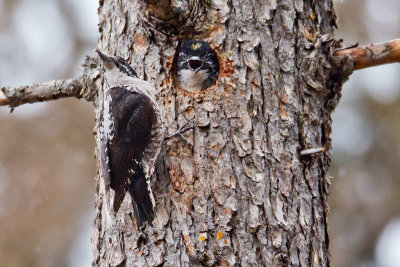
<box><xmin>176</xmin><ymin>40</ymin><xmax>220</xmax><ymax>92</ymax></box>
<box><xmin>97</xmin><ymin>50</ymin><xmax>164</xmax><ymax>226</ymax></box>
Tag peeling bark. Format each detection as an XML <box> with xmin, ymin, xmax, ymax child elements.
<box><xmin>89</xmin><ymin>0</ymin><xmax>347</xmax><ymax>266</ymax></box>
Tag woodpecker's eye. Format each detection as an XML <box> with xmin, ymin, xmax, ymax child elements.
<box><xmin>188</xmin><ymin>60</ymin><xmax>203</xmax><ymax>70</ymax></box>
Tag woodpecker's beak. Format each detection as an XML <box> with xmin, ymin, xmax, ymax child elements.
<box><xmin>97</xmin><ymin>50</ymin><xmax>114</xmax><ymax>70</ymax></box>
<box><xmin>188</xmin><ymin>57</ymin><xmax>203</xmax><ymax>73</ymax></box>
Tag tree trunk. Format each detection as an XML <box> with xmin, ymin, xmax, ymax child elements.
<box><xmin>90</xmin><ymin>1</ymin><xmax>348</xmax><ymax>266</ymax></box>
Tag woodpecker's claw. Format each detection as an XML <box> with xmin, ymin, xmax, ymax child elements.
<box><xmin>165</xmin><ymin>121</ymin><xmax>194</xmax><ymax>143</ymax></box>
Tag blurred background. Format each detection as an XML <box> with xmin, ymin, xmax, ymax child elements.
<box><xmin>0</xmin><ymin>0</ymin><xmax>399</xmax><ymax>266</ymax></box>
<box><xmin>331</xmin><ymin>1</ymin><xmax>400</xmax><ymax>266</ymax></box>
<box><xmin>0</xmin><ymin>0</ymin><xmax>97</xmax><ymax>266</ymax></box>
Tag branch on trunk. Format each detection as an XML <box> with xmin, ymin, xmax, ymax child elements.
<box><xmin>300</xmin><ymin>147</ymin><xmax>325</xmax><ymax>156</ymax></box>
<box><xmin>0</xmin><ymin>77</ymin><xmax>87</xmax><ymax>110</ymax></box>
<box><xmin>333</xmin><ymin>39</ymin><xmax>400</xmax><ymax>70</ymax></box>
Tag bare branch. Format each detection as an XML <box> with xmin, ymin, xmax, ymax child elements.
<box><xmin>300</xmin><ymin>147</ymin><xmax>325</xmax><ymax>156</ymax></box>
<box><xmin>0</xmin><ymin>77</ymin><xmax>87</xmax><ymax>109</ymax></box>
<box><xmin>333</xmin><ymin>39</ymin><xmax>400</xmax><ymax>70</ymax></box>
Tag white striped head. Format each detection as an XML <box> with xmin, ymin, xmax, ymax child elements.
<box><xmin>97</xmin><ymin>50</ymin><xmax>138</xmax><ymax>88</ymax></box>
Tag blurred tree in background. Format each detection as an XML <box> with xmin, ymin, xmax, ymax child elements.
<box><xmin>331</xmin><ymin>0</ymin><xmax>400</xmax><ymax>267</ymax></box>
<box><xmin>0</xmin><ymin>0</ymin><xmax>97</xmax><ymax>266</ymax></box>
<box><xmin>0</xmin><ymin>0</ymin><xmax>399</xmax><ymax>266</ymax></box>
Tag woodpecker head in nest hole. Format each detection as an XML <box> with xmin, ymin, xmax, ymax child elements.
<box><xmin>176</xmin><ymin>40</ymin><xmax>220</xmax><ymax>92</ymax></box>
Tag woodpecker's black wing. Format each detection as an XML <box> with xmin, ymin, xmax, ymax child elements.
<box><xmin>104</xmin><ymin>86</ymin><xmax>156</xmax><ymax>225</ymax></box>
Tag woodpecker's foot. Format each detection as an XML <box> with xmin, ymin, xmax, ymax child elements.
<box><xmin>164</xmin><ymin>121</ymin><xmax>194</xmax><ymax>142</ymax></box>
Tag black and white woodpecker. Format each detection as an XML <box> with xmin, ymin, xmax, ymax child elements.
<box><xmin>176</xmin><ymin>40</ymin><xmax>220</xmax><ymax>92</ymax></box>
<box><xmin>97</xmin><ymin>51</ymin><xmax>164</xmax><ymax>226</ymax></box>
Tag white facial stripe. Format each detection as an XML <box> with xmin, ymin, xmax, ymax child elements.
<box><xmin>189</xmin><ymin>56</ymin><xmax>201</xmax><ymax>61</ymax></box>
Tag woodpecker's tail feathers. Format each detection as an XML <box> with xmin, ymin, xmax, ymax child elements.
<box><xmin>128</xmin><ymin>168</ymin><xmax>155</xmax><ymax>227</ymax></box>
<box><xmin>131</xmin><ymin>200</ymin><xmax>154</xmax><ymax>227</ymax></box>
<box><xmin>112</xmin><ymin>188</ymin><xmax>127</xmax><ymax>214</ymax></box>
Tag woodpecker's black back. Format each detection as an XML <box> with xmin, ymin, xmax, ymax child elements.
<box><xmin>104</xmin><ymin>86</ymin><xmax>155</xmax><ymax>225</ymax></box>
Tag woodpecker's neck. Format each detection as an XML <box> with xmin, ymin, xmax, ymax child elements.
<box><xmin>177</xmin><ymin>68</ymin><xmax>209</xmax><ymax>92</ymax></box>
<box><xmin>104</xmin><ymin>70</ymin><xmax>157</xmax><ymax>100</ymax></box>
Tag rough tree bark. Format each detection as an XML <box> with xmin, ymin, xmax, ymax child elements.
<box><xmin>1</xmin><ymin>0</ymin><xmax>353</xmax><ymax>266</ymax></box>
<box><xmin>89</xmin><ymin>1</ymin><xmax>348</xmax><ymax>266</ymax></box>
